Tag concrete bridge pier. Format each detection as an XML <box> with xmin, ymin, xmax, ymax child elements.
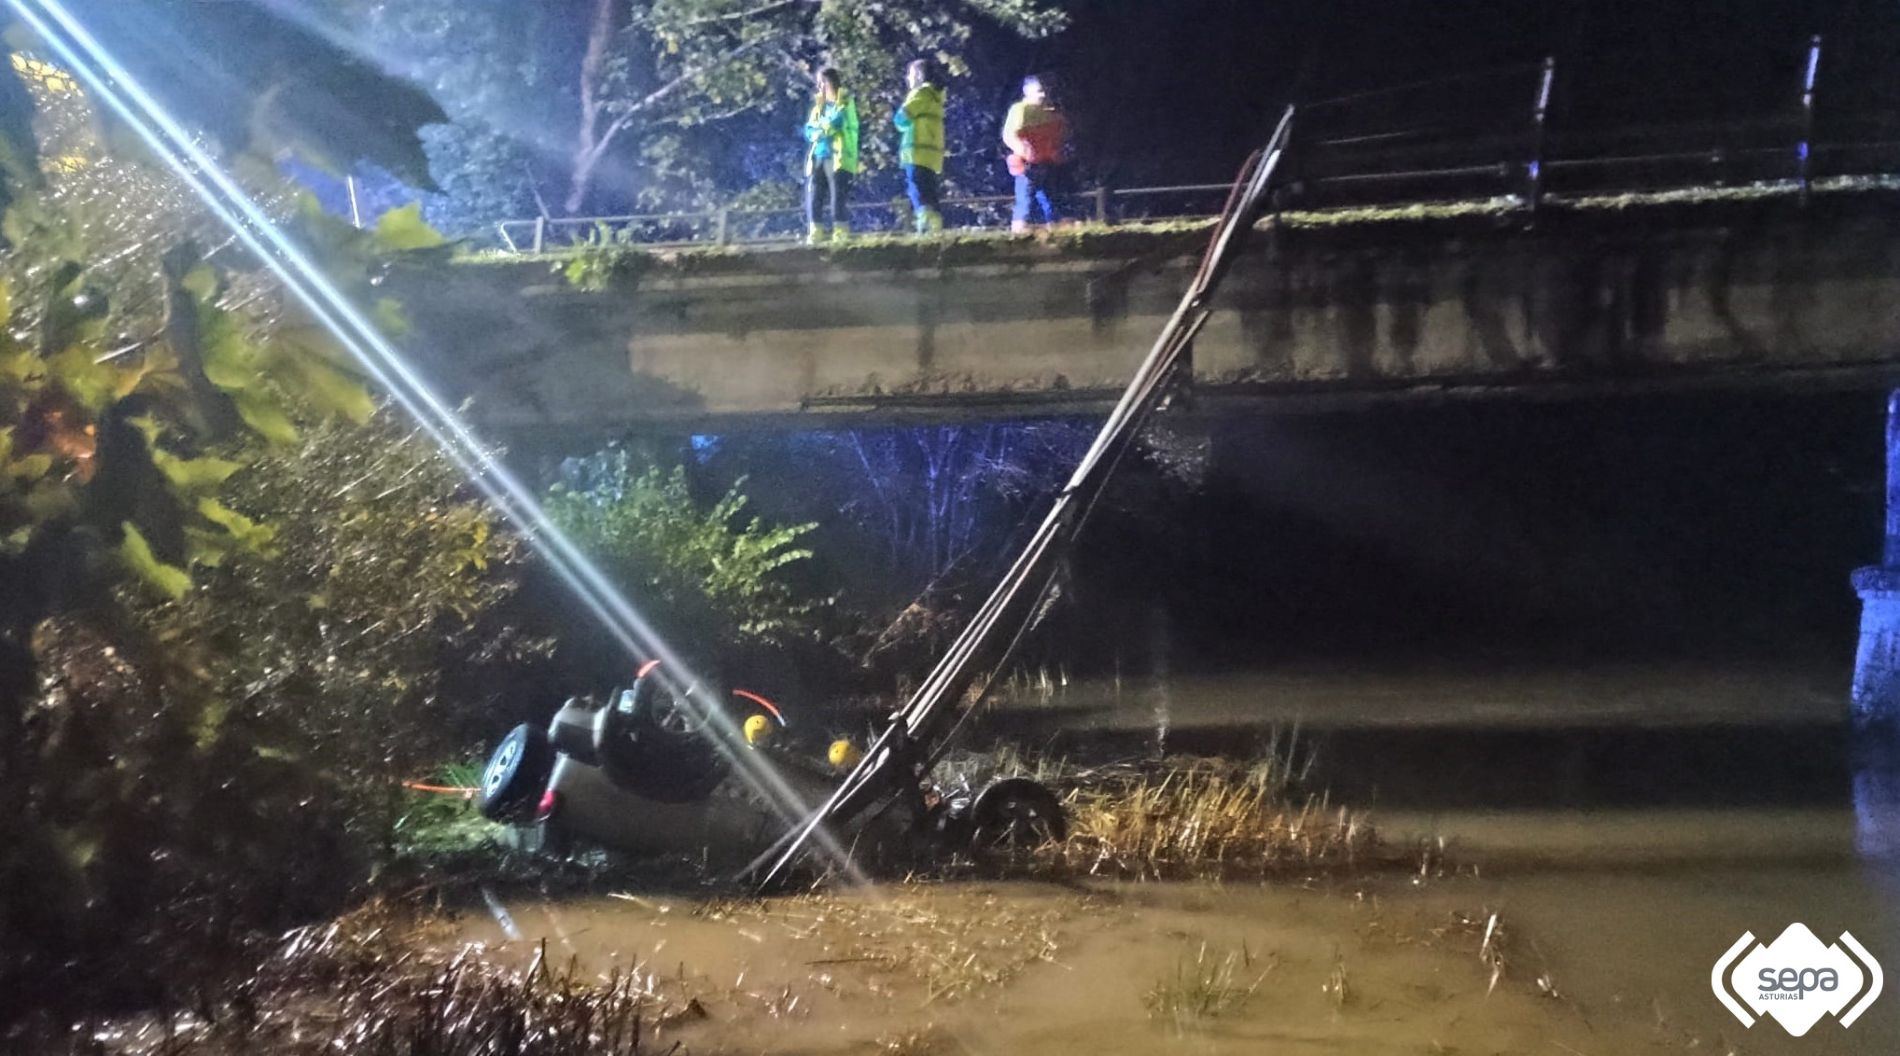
<box><xmin>1852</xmin><ymin>391</ymin><xmax>1900</xmax><ymax>725</ymax></box>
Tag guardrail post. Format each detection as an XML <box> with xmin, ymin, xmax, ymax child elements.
<box><xmin>1526</xmin><ymin>55</ymin><xmax>1556</xmax><ymax>212</ymax></box>
<box><xmin>1799</xmin><ymin>34</ymin><xmax>1822</xmax><ymax>207</ymax></box>
<box><xmin>715</xmin><ymin>207</ymin><xmax>731</xmax><ymax>245</ymax></box>
<box><xmin>1094</xmin><ymin>185</ymin><xmax>1110</xmax><ymax>225</ymax></box>
<box><xmin>532</xmin><ymin>215</ymin><xmax>547</xmax><ymax>254</ymax></box>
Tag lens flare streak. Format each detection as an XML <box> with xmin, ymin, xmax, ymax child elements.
<box><xmin>8</xmin><ymin>0</ymin><xmax>864</xmax><ymax>884</ymax></box>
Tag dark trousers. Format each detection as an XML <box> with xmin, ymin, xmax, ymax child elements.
<box><xmin>1013</xmin><ymin>163</ymin><xmax>1064</xmax><ymax>225</ymax></box>
<box><xmin>904</xmin><ymin>164</ymin><xmax>942</xmax><ymax>216</ymax></box>
<box><xmin>806</xmin><ymin>166</ymin><xmax>853</xmax><ymax>228</ymax></box>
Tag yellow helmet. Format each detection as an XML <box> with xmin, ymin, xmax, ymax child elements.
<box><xmin>743</xmin><ymin>713</ymin><xmax>774</xmax><ymax>747</ymax></box>
<box><xmin>827</xmin><ymin>738</ymin><xmax>863</xmax><ymax>771</ymax></box>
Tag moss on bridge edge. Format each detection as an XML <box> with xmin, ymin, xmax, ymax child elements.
<box><xmin>452</xmin><ymin>175</ymin><xmax>1900</xmax><ymax>293</ymax></box>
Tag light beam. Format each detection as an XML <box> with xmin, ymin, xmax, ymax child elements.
<box><xmin>8</xmin><ymin>0</ymin><xmax>864</xmax><ymax>884</ymax></box>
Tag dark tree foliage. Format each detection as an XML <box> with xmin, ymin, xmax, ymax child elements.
<box><xmin>545</xmin><ymin>448</ymin><xmax>822</xmax><ymax>680</ymax></box>
<box><xmin>416</xmin><ymin>121</ymin><xmax>546</xmax><ymax>238</ymax></box>
<box><xmin>684</xmin><ymin>423</ymin><xmax>1092</xmax><ymax>679</ymax></box>
<box><xmin>808</xmin><ymin>422</ymin><xmax>1093</xmax><ymax>593</ymax></box>
<box><xmin>685</xmin><ymin>418</ymin><xmax>1223</xmax><ymax>690</ymax></box>
<box><xmin>153</xmin><ymin>418</ymin><xmax>543</xmax><ymax>798</ymax></box>
<box><xmin>303</xmin><ymin>0</ymin><xmax>1067</xmax><ymax>231</ymax></box>
<box><xmin>0</xmin><ymin>0</ymin><xmax>447</xmax><ymax>190</ymax></box>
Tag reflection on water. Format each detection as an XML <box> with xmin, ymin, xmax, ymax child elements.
<box><xmin>1857</xmin><ymin>742</ymin><xmax>1900</xmax><ymax>861</ymax></box>
<box><xmin>1149</xmin><ymin>606</ymin><xmax>1172</xmax><ymax>758</ymax></box>
<box><xmin>988</xmin><ymin>664</ymin><xmax>1857</xmax><ymax>809</ymax></box>
<box><xmin>997</xmin><ymin>663</ymin><xmax>1900</xmax><ymax>1053</ymax></box>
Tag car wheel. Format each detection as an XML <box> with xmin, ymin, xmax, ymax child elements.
<box><xmin>592</xmin><ymin>673</ymin><xmax>729</xmax><ymax>804</ymax></box>
<box><xmin>478</xmin><ymin>724</ymin><xmax>554</xmax><ymax>821</ymax></box>
<box><xmin>971</xmin><ymin>777</ymin><xmax>1067</xmax><ymax>850</ymax></box>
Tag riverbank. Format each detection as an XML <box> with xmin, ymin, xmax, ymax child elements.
<box><xmin>35</xmin><ymin>789</ymin><xmax>1900</xmax><ymax>1056</ymax></box>
<box><xmin>25</xmin><ymin>683</ymin><xmax>1900</xmax><ymax>1056</ymax></box>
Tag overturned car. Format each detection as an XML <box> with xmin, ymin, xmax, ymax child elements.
<box><xmin>474</xmin><ymin>666</ymin><xmax>1066</xmax><ymax>867</ymax></box>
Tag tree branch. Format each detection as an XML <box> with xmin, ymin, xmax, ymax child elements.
<box><xmin>654</xmin><ymin>100</ymin><xmax>759</xmax><ymax>129</ymax></box>
<box><xmin>580</xmin><ymin>34</ymin><xmax>774</xmax><ymax>170</ymax></box>
<box><xmin>672</xmin><ymin>0</ymin><xmax>809</xmax><ymax>28</ymax></box>
<box><xmin>626</xmin><ymin>34</ymin><xmax>773</xmax><ymax>118</ymax></box>
<box><xmin>522</xmin><ymin>160</ymin><xmax>553</xmax><ymax>220</ymax></box>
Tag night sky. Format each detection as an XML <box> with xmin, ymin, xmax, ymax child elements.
<box><xmin>976</xmin><ymin>0</ymin><xmax>1899</xmax><ymax>187</ymax></box>
<box><xmin>278</xmin><ymin>0</ymin><xmax>1900</xmax><ymax>220</ymax></box>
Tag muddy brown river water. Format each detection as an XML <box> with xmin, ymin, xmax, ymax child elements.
<box><xmin>454</xmin><ymin>664</ymin><xmax>1900</xmax><ymax>1055</ymax></box>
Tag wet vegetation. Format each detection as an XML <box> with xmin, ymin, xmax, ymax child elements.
<box><xmin>1050</xmin><ymin>763</ymin><xmax>1382</xmax><ymax>880</ymax></box>
<box><xmin>545</xmin><ymin>449</ymin><xmax>823</xmax><ymax>658</ymax></box>
<box><xmin>913</xmin><ymin>745</ymin><xmax>1396</xmax><ymax>882</ymax></box>
<box><xmin>3</xmin><ymin>38</ymin><xmax>851</xmax><ymax>1038</ymax></box>
<box><xmin>41</xmin><ymin>902</ymin><xmax>678</xmax><ymax>1056</ymax></box>
<box><xmin>8</xmin><ymin>741</ymin><xmax>1427</xmax><ymax>1053</ymax></box>
<box><xmin>1143</xmin><ymin>943</ymin><xmax>1271</xmax><ymax>1026</ymax></box>
<box><xmin>1</xmin><ymin>55</ymin><xmax>507</xmax><ymax>1022</ymax></box>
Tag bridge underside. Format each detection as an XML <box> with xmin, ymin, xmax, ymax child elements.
<box><xmin>406</xmin><ymin>190</ymin><xmax>1900</xmax><ymax>434</ymax></box>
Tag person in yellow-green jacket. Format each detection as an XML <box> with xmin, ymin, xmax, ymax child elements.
<box><xmin>893</xmin><ymin>59</ymin><xmax>945</xmax><ymax>235</ymax></box>
<box><xmin>803</xmin><ymin>67</ymin><xmax>859</xmax><ymax>244</ymax></box>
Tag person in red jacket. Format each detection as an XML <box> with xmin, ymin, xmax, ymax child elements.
<box><xmin>1002</xmin><ymin>74</ymin><xmax>1070</xmax><ymax>234</ymax></box>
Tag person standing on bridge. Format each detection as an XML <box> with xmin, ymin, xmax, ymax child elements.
<box><xmin>1002</xmin><ymin>74</ymin><xmax>1070</xmax><ymax>234</ymax></box>
<box><xmin>804</xmin><ymin>67</ymin><xmax>859</xmax><ymax>245</ymax></box>
<box><xmin>894</xmin><ymin>59</ymin><xmax>946</xmax><ymax>235</ymax></box>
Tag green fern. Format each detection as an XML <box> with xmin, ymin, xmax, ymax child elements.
<box><xmin>545</xmin><ymin>453</ymin><xmax>821</xmax><ymax>648</ymax></box>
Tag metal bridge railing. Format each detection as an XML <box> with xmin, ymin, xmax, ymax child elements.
<box><xmin>493</xmin><ymin>35</ymin><xmax>1900</xmax><ymax>255</ymax></box>
<box><xmin>492</xmin><ymin>183</ymin><xmax>1243</xmax><ymax>253</ymax></box>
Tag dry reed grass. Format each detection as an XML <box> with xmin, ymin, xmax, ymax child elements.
<box><xmin>1040</xmin><ymin>761</ymin><xmax>1384</xmax><ymax>880</ymax></box>
<box><xmin>1144</xmin><ymin>942</ymin><xmax>1274</xmax><ymax>1026</ymax></box>
<box><xmin>55</xmin><ymin>901</ymin><xmax>688</xmax><ymax>1056</ymax></box>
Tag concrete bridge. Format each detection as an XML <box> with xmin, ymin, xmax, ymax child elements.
<box><xmin>403</xmin><ymin>182</ymin><xmax>1900</xmax><ymax>723</ymax></box>
<box><xmin>404</xmin><ymin>184</ymin><xmax>1900</xmax><ymax>435</ymax></box>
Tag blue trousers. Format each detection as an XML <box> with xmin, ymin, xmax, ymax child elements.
<box><xmin>1013</xmin><ymin>164</ymin><xmax>1064</xmax><ymax>225</ymax></box>
<box><xmin>904</xmin><ymin>164</ymin><xmax>942</xmax><ymax>216</ymax></box>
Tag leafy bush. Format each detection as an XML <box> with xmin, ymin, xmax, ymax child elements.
<box><xmin>545</xmin><ymin>450</ymin><xmax>821</xmax><ymax>657</ymax></box>
<box><xmin>4</xmin><ymin>415</ymin><xmax>542</xmax><ymax>1021</ymax></box>
<box><xmin>140</xmin><ymin>415</ymin><xmax>544</xmax><ymax>796</ymax></box>
<box><xmin>0</xmin><ymin>54</ymin><xmax>532</xmax><ymax>1023</ymax></box>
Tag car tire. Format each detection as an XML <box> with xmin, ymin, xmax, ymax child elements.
<box><xmin>971</xmin><ymin>777</ymin><xmax>1068</xmax><ymax>849</ymax></box>
<box><xmin>592</xmin><ymin>674</ymin><xmax>729</xmax><ymax>804</ymax></box>
<box><xmin>478</xmin><ymin>723</ymin><xmax>555</xmax><ymax>821</ymax></box>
